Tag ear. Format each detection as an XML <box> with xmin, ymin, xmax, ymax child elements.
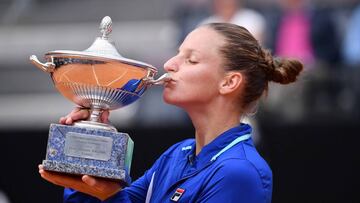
<box><xmin>219</xmin><ymin>72</ymin><xmax>243</xmax><ymax>95</ymax></box>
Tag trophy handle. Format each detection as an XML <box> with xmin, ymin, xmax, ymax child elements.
<box><xmin>29</xmin><ymin>55</ymin><xmax>56</xmax><ymax>73</ymax></box>
<box><xmin>145</xmin><ymin>73</ymin><xmax>171</xmax><ymax>86</ymax></box>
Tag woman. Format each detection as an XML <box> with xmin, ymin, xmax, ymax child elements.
<box><xmin>39</xmin><ymin>23</ymin><xmax>303</xmax><ymax>203</ymax></box>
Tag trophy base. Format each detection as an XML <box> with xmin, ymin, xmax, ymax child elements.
<box><xmin>43</xmin><ymin>123</ymin><xmax>133</xmax><ymax>185</ymax></box>
<box><xmin>42</xmin><ymin>160</ymin><xmax>126</xmax><ymax>180</ymax></box>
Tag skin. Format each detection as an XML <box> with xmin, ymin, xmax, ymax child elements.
<box><xmin>39</xmin><ymin>108</ymin><xmax>119</xmax><ymax>201</ymax></box>
<box><xmin>163</xmin><ymin>26</ymin><xmax>244</xmax><ymax>155</ymax></box>
<box><xmin>38</xmin><ymin>26</ymin><xmax>246</xmax><ymax>200</ymax></box>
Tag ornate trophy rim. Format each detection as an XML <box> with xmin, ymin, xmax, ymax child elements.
<box><xmin>29</xmin><ymin>16</ymin><xmax>170</xmax><ymax>132</ymax></box>
<box><xmin>43</xmin><ymin>15</ymin><xmax>157</xmax><ymax>73</ymax></box>
<box><xmin>45</xmin><ymin>51</ymin><xmax>157</xmax><ymax>72</ymax></box>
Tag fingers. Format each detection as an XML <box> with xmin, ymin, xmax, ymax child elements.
<box><xmin>38</xmin><ymin>164</ymin><xmax>121</xmax><ymax>201</ymax></box>
<box><xmin>38</xmin><ymin>165</ymin><xmax>60</xmax><ymax>185</ymax></box>
<box><xmin>100</xmin><ymin>110</ymin><xmax>110</xmax><ymax>124</ymax></box>
<box><xmin>59</xmin><ymin>116</ymin><xmax>67</xmax><ymax>124</ymax></box>
<box><xmin>82</xmin><ymin>175</ymin><xmax>96</xmax><ymax>186</ymax></box>
<box><xmin>38</xmin><ymin>164</ymin><xmax>43</xmax><ymax>170</ymax></box>
<box><xmin>82</xmin><ymin>175</ymin><xmax>122</xmax><ymax>200</ymax></box>
<box><xmin>71</xmin><ymin>108</ymin><xmax>90</xmax><ymax>121</ymax></box>
<box><xmin>59</xmin><ymin>107</ymin><xmax>110</xmax><ymax>125</ymax></box>
<box><xmin>59</xmin><ymin>107</ymin><xmax>90</xmax><ymax>125</ymax></box>
<box><xmin>38</xmin><ymin>164</ymin><xmax>82</xmax><ymax>188</ymax></box>
<box><xmin>65</xmin><ymin>117</ymin><xmax>74</xmax><ymax>125</ymax></box>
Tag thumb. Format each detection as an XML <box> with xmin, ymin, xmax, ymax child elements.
<box><xmin>82</xmin><ymin>175</ymin><xmax>96</xmax><ymax>187</ymax></box>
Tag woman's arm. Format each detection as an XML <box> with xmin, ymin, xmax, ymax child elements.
<box><xmin>59</xmin><ymin>157</ymin><xmax>161</xmax><ymax>203</ymax></box>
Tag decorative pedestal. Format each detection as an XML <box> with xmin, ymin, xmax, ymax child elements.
<box><xmin>42</xmin><ymin>124</ymin><xmax>133</xmax><ymax>185</ymax></box>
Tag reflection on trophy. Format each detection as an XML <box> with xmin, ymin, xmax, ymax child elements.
<box><xmin>30</xmin><ymin>16</ymin><xmax>169</xmax><ymax>185</ymax></box>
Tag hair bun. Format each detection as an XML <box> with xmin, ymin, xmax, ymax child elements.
<box><xmin>261</xmin><ymin>49</ymin><xmax>303</xmax><ymax>84</ymax></box>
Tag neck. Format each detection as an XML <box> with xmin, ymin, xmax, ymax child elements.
<box><xmin>185</xmin><ymin>100</ymin><xmax>242</xmax><ymax>155</ymax></box>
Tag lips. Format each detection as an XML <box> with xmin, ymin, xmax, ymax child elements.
<box><xmin>164</xmin><ymin>77</ymin><xmax>176</xmax><ymax>87</ymax></box>
<box><xmin>163</xmin><ymin>73</ymin><xmax>176</xmax><ymax>83</ymax></box>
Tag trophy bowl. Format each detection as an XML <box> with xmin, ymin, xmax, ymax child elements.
<box><xmin>30</xmin><ymin>16</ymin><xmax>169</xmax><ymax>131</ymax></box>
<box><xmin>30</xmin><ymin>16</ymin><xmax>169</xmax><ymax>184</ymax></box>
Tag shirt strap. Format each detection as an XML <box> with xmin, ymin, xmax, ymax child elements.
<box><xmin>210</xmin><ymin>133</ymin><xmax>251</xmax><ymax>162</ymax></box>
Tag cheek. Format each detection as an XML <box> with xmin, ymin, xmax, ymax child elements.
<box><xmin>184</xmin><ymin>70</ymin><xmax>220</xmax><ymax>93</ymax></box>
<box><xmin>163</xmin><ymin>70</ymin><xmax>220</xmax><ymax>105</ymax></box>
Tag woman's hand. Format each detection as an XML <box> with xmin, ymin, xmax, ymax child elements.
<box><xmin>52</xmin><ymin>108</ymin><xmax>113</xmax><ymax>200</ymax></box>
<box><xmin>59</xmin><ymin>107</ymin><xmax>110</xmax><ymax>125</ymax></box>
<box><xmin>38</xmin><ymin>165</ymin><xmax>122</xmax><ymax>201</ymax></box>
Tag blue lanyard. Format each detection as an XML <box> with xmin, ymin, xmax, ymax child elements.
<box><xmin>210</xmin><ymin>133</ymin><xmax>251</xmax><ymax>162</ymax></box>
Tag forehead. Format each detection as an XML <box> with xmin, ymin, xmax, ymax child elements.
<box><xmin>180</xmin><ymin>26</ymin><xmax>225</xmax><ymax>55</ymax></box>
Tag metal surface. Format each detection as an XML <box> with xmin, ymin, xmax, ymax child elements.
<box><xmin>29</xmin><ymin>16</ymin><xmax>170</xmax><ymax>131</ymax></box>
<box><xmin>64</xmin><ymin>132</ymin><xmax>113</xmax><ymax>161</ymax></box>
<box><xmin>29</xmin><ymin>55</ymin><xmax>55</xmax><ymax>73</ymax></box>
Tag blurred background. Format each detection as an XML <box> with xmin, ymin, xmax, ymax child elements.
<box><xmin>0</xmin><ymin>0</ymin><xmax>359</xmax><ymax>202</ymax></box>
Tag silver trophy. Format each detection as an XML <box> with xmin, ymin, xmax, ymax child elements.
<box><xmin>30</xmin><ymin>16</ymin><xmax>169</xmax><ymax>185</ymax></box>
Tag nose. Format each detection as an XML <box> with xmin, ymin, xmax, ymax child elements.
<box><xmin>163</xmin><ymin>56</ymin><xmax>178</xmax><ymax>72</ymax></box>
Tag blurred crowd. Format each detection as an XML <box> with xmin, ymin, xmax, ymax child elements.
<box><xmin>172</xmin><ymin>0</ymin><xmax>360</xmax><ymax>124</ymax></box>
<box><xmin>1</xmin><ymin>0</ymin><xmax>358</xmax><ymax>127</ymax></box>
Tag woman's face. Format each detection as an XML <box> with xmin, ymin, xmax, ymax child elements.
<box><xmin>163</xmin><ymin>26</ymin><xmax>226</xmax><ymax>109</ymax></box>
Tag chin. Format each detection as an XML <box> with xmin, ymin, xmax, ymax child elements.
<box><xmin>162</xmin><ymin>93</ymin><xmax>175</xmax><ymax>105</ymax></box>
<box><xmin>162</xmin><ymin>93</ymin><xmax>184</xmax><ymax>107</ymax></box>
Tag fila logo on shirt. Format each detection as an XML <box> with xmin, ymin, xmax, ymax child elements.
<box><xmin>170</xmin><ymin>188</ymin><xmax>185</xmax><ymax>202</ymax></box>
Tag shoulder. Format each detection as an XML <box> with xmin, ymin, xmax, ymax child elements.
<box><xmin>215</xmin><ymin>158</ymin><xmax>271</xmax><ymax>185</ymax></box>
<box><xmin>199</xmin><ymin>153</ymin><xmax>272</xmax><ymax>202</ymax></box>
<box><xmin>212</xmin><ymin>141</ymin><xmax>272</xmax><ymax>192</ymax></box>
<box><xmin>214</xmin><ymin>158</ymin><xmax>260</xmax><ymax>180</ymax></box>
<box><xmin>206</xmin><ymin>157</ymin><xmax>272</xmax><ymax>202</ymax></box>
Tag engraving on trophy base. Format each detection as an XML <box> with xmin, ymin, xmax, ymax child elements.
<box><xmin>43</xmin><ymin>124</ymin><xmax>133</xmax><ymax>184</ymax></box>
<box><xmin>64</xmin><ymin>132</ymin><xmax>113</xmax><ymax>161</ymax></box>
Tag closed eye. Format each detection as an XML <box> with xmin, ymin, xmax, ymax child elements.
<box><xmin>186</xmin><ymin>58</ymin><xmax>198</xmax><ymax>65</ymax></box>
